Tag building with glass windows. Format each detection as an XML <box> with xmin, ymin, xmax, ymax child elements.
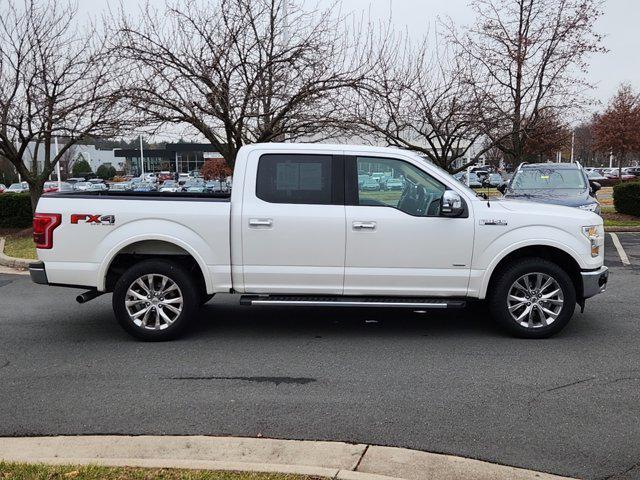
<box><xmin>114</xmin><ymin>143</ymin><xmax>224</xmax><ymax>175</ymax></box>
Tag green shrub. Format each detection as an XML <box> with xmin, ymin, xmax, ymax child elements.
<box><xmin>72</xmin><ymin>159</ymin><xmax>92</xmax><ymax>178</ymax></box>
<box><xmin>613</xmin><ymin>181</ymin><xmax>640</xmax><ymax>216</ymax></box>
<box><xmin>0</xmin><ymin>193</ymin><xmax>32</xmax><ymax>228</ymax></box>
<box><xmin>96</xmin><ymin>164</ymin><xmax>116</xmax><ymax>180</ymax></box>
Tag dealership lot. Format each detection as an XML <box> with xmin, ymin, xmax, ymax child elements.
<box><xmin>0</xmin><ymin>233</ymin><xmax>638</xmax><ymax>480</ymax></box>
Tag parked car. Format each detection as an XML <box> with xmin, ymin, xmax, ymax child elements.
<box><xmin>361</xmin><ymin>177</ymin><xmax>380</xmax><ymax>191</ymax></box>
<box><xmin>487</xmin><ymin>173</ymin><xmax>503</xmax><ymax>187</ymax></box>
<box><xmin>461</xmin><ymin>172</ymin><xmax>482</xmax><ymax>188</ymax></box>
<box><xmin>498</xmin><ymin>163</ymin><xmax>601</xmax><ymax>214</ymax></box>
<box><xmin>178</xmin><ymin>173</ymin><xmax>190</xmax><ymax>185</ymax></box>
<box><xmin>358</xmin><ymin>174</ymin><xmax>370</xmax><ymax>188</ymax></box>
<box><xmin>5</xmin><ymin>182</ymin><xmax>29</xmax><ymax>193</ymax></box>
<box><xmin>133</xmin><ymin>182</ymin><xmax>156</xmax><ymax>192</ymax></box>
<box><xmin>603</xmin><ymin>168</ymin><xmax>635</xmax><ymax>180</ymax></box>
<box><xmin>87</xmin><ymin>183</ymin><xmax>109</xmax><ymax>192</ymax></box>
<box><xmin>159</xmin><ymin>180</ymin><xmax>181</xmax><ymax>193</ymax></box>
<box><xmin>73</xmin><ymin>182</ymin><xmax>91</xmax><ymax>191</ymax></box>
<box><xmin>383</xmin><ymin>178</ymin><xmax>404</xmax><ymax>191</ymax></box>
<box><xmin>586</xmin><ymin>170</ymin><xmax>607</xmax><ymax>182</ymax></box>
<box><xmin>205</xmin><ymin>180</ymin><xmax>224</xmax><ymax>193</ymax></box>
<box><xmin>56</xmin><ymin>182</ymin><xmax>75</xmax><ymax>193</ymax></box>
<box><xmin>0</xmin><ymin>183</ymin><xmax>6</xmax><ymax>193</ymax></box>
<box><xmin>30</xmin><ymin>143</ymin><xmax>607</xmax><ymax>341</ymax></box>
<box><xmin>43</xmin><ymin>182</ymin><xmax>62</xmax><ymax>193</ymax></box>
<box><xmin>109</xmin><ymin>182</ymin><xmax>132</xmax><ymax>192</ymax></box>
<box><xmin>66</xmin><ymin>177</ymin><xmax>85</xmax><ymax>185</ymax></box>
<box><xmin>141</xmin><ymin>173</ymin><xmax>157</xmax><ymax>183</ymax></box>
<box><xmin>182</xmin><ymin>179</ymin><xmax>205</xmax><ymax>192</ymax></box>
<box><xmin>158</xmin><ymin>171</ymin><xmax>173</xmax><ymax>183</ymax></box>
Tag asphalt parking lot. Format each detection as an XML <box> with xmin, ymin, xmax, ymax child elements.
<box><xmin>1</xmin><ymin>233</ymin><xmax>639</xmax><ymax>480</ymax></box>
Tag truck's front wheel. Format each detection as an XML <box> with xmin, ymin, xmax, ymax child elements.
<box><xmin>488</xmin><ymin>258</ymin><xmax>576</xmax><ymax>338</ymax></box>
<box><xmin>112</xmin><ymin>259</ymin><xmax>198</xmax><ymax>341</ymax></box>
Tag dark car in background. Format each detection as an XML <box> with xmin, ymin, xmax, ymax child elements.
<box><xmin>498</xmin><ymin>163</ymin><xmax>601</xmax><ymax>214</ymax></box>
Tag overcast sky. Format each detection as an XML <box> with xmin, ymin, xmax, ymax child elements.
<box><xmin>81</xmin><ymin>0</ymin><xmax>639</xmax><ymax>108</ymax></box>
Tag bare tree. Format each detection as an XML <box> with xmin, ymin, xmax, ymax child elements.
<box><xmin>343</xmin><ymin>32</ymin><xmax>495</xmax><ymax>173</ymax></box>
<box><xmin>0</xmin><ymin>0</ymin><xmax>132</xmax><ymax>209</ymax></box>
<box><xmin>448</xmin><ymin>0</ymin><xmax>605</xmax><ymax>165</ymax></box>
<box><xmin>113</xmin><ymin>0</ymin><xmax>370</xmax><ymax>167</ymax></box>
<box><xmin>593</xmin><ymin>84</ymin><xmax>640</xmax><ymax>177</ymax></box>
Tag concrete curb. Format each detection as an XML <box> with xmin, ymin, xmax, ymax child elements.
<box><xmin>0</xmin><ymin>237</ymin><xmax>31</xmax><ymax>270</ymax></box>
<box><xmin>0</xmin><ymin>436</ymin><xmax>576</xmax><ymax>480</ymax></box>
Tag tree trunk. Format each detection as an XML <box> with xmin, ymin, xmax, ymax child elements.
<box><xmin>618</xmin><ymin>153</ymin><xmax>624</xmax><ymax>182</ymax></box>
<box><xmin>28</xmin><ymin>181</ymin><xmax>44</xmax><ymax>212</ymax></box>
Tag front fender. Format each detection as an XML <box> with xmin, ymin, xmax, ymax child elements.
<box><xmin>95</xmin><ymin>219</ymin><xmax>215</xmax><ymax>292</ymax></box>
<box><xmin>475</xmin><ymin>225</ymin><xmax>593</xmax><ymax>299</ymax></box>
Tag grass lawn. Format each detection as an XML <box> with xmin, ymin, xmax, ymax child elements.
<box><xmin>3</xmin><ymin>234</ymin><xmax>37</xmax><ymax>259</ymax></box>
<box><xmin>601</xmin><ymin>209</ymin><xmax>640</xmax><ymax>228</ymax></box>
<box><xmin>604</xmin><ymin>218</ymin><xmax>640</xmax><ymax>227</ymax></box>
<box><xmin>0</xmin><ymin>462</ymin><xmax>322</xmax><ymax>480</ymax></box>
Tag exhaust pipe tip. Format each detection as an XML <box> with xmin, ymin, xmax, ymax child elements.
<box><xmin>76</xmin><ymin>290</ymin><xmax>102</xmax><ymax>304</ymax></box>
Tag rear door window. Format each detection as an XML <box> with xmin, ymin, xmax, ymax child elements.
<box><xmin>256</xmin><ymin>154</ymin><xmax>337</xmax><ymax>204</ymax></box>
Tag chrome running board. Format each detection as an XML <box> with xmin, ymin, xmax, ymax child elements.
<box><xmin>240</xmin><ymin>295</ymin><xmax>466</xmax><ymax>309</ymax></box>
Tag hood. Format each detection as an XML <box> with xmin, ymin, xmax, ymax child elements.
<box><xmin>503</xmin><ymin>188</ymin><xmax>595</xmax><ymax>207</ymax></box>
<box><xmin>492</xmin><ymin>197</ymin><xmax>599</xmax><ymax>220</ymax></box>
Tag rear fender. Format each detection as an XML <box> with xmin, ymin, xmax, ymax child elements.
<box><xmin>96</xmin><ymin>219</ymin><xmax>214</xmax><ymax>292</ymax></box>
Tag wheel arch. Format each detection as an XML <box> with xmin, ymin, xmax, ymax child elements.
<box><xmin>98</xmin><ymin>235</ymin><xmax>211</xmax><ymax>294</ymax></box>
<box><xmin>481</xmin><ymin>244</ymin><xmax>583</xmax><ymax>300</ymax></box>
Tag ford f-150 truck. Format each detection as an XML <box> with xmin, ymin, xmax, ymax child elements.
<box><xmin>29</xmin><ymin>143</ymin><xmax>609</xmax><ymax>340</ymax></box>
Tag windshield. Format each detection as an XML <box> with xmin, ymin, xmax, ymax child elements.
<box><xmin>510</xmin><ymin>168</ymin><xmax>587</xmax><ymax>190</ymax></box>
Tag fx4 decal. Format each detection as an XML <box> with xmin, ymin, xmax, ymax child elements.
<box><xmin>71</xmin><ymin>214</ymin><xmax>115</xmax><ymax>225</ymax></box>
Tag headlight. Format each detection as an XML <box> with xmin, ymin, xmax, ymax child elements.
<box><xmin>582</xmin><ymin>225</ymin><xmax>603</xmax><ymax>257</ymax></box>
<box><xmin>578</xmin><ymin>203</ymin><xmax>600</xmax><ymax>213</ymax></box>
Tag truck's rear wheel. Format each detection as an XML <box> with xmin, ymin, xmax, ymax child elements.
<box><xmin>112</xmin><ymin>259</ymin><xmax>198</xmax><ymax>341</ymax></box>
<box><xmin>488</xmin><ymin>257</ymin><xmax>576</xmax><ymax>338</ymax></box>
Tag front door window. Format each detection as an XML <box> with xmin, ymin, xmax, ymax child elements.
<box><xmin>356</xmin><ymin>157</ymin><xmax>445</xmax><ymax>216</ymax></box>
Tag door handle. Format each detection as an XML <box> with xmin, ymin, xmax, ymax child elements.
<box><xmin>249</xmin><ymin>218</ymin><xmax>273</xmax><ymax>227</ymax></box>
<box><xmin>353</xmin><ymin>221</ymin><xmax>376</xmax><ymax>230</ymax></box>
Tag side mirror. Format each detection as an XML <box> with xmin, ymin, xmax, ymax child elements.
<box><xmin>497</xmin><ymin>183</ymin><xmax>507</xmax><ymax>194</ymax></box>
<box><xmin>441</xmin><ymin>190</ymin><xmax>464</xmax><ymax>217</ymax></box>
<box><xmin>590</xmin><ymin>181</ymin><xmax>601</xmax><ymax>194</ymax></box>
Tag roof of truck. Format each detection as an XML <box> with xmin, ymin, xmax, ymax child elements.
<box><xmin>240</xmin><ymin>142</ymin><xmax>407</xmax><ymax>155</ymax></box>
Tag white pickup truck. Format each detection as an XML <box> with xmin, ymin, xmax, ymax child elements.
<box><xmin>30</xmin><ymin>143</ymin><xmax>608</xmax><ymax>340</ymax></box>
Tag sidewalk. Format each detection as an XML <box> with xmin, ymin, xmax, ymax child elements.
<box><xmin>0</xmin><ymin>436</ymin><xmax>574</xmax><ymax>480</ymax></box>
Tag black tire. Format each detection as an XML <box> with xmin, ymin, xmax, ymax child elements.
<box><xmin>488</xmin><ymin>257</ymin><xmax>576</xmax><ymax>338</ymax></box>
<box><xmin>112</xmin><ymin>259</ymin><xmax>199</xmax><ymax>341</ymax></box>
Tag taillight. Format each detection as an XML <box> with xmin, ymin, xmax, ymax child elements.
<box><xmin>33</xmin><ymin>213</ymin><xmax>62</xmax><ymax>249</ymax></box>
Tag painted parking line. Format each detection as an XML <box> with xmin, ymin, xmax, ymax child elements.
<box><xmin>609</xmin><ymin>232</ymin><xmax>631</xmax><ymax>266</ymax></box>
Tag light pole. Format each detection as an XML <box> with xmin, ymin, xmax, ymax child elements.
<box><xmin>139</xmin><ymin>135</ymin><xmax>145</xmax><ymax>176</ymax></box>
<box><xmin>54</xmin><ymin>137</ymin><xmax>61</xmax><ymax>189</ymax></box>
<box><xmin>570</xmin><ymin>130</ymin><xmax>575</xmax><ymax>163</ymax></box>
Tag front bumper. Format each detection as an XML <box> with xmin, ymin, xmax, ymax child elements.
<box><xmin>29</xmin><ymin>261</ymin><xmax>48</xmax><ymax>285</ymax></box>
<box><xmin>581</xmin><ymin>266</ymin><xmax>609</xmax><ymax>299</ymax></box>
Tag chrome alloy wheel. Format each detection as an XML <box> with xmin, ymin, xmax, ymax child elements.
<box><xmin>125</xmin><ymin>274</ymin><xmax>183</xmax><ymax>330</ymax></box>
<box><xmin>507</xmin><ymin>272</ymin><xmax>564</xmax><ymax>328</ymax></box>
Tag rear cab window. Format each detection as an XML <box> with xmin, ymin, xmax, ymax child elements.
<box><xmin>256</xmin><ymin>154</ymin><xmax>343</xmax><ymax>205</ymax></box>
